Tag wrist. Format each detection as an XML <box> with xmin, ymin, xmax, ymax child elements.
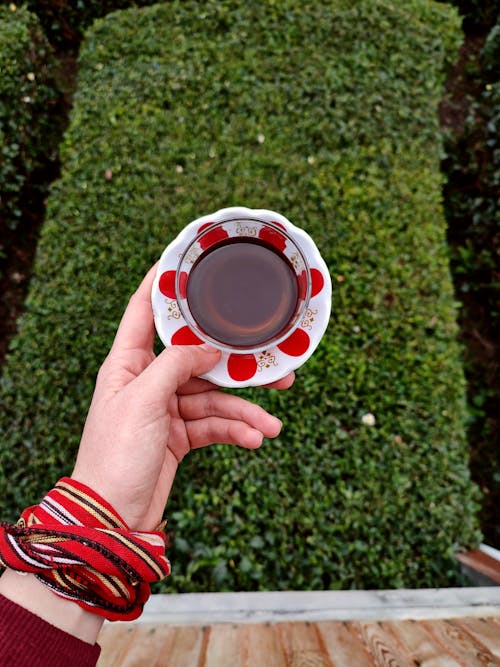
<box><xmin>0</xmin><ymin>478</ymin><xmax>170</xmax><ymax>622</ymax></box>
<box><xmin>0</xmin><ymin>569</ymin><xmax>103</xmax><ymax>644</ymax></box>
<box><xmin>71</xmin><ymin>450</ymin><xmax>179</xmax><ymax>531</ymax></box>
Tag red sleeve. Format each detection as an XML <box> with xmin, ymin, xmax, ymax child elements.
<box><xmin>0</xmin><ymin>593</ymin><xmax>101</xmax><ymax>667</ymax></box>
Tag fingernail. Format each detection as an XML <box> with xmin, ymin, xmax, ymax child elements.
<box><xmin>199</xmin><ymin>343</ymin><xmax>220</xmax><ymax>353</ymax></box>
<box><xmin>250</xmin><ymin>431</ymin><xmax>264</xmax><ymax>448</ymax></box>
<box><xmin>273</xmin><ymin>417</ymin><xmax>283</xmax><ymax>433</ymax></box>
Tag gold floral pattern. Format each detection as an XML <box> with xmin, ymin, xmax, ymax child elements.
<box><xmin>257</xmin><ymin>350</ymin><xmax>279</xmax><ymax>370</ymax></box>
<box><xmin>184</xmin><ymin>246</ymin><xmax>200</xmax><ymax>264</ymax></box>
<box><xmin>289</xmin><ymin>252</ymin><xmax>305</xmax><ymax>271</ymax></box>
<box><xmin>165</xmin><ymin>298</ymin><xmax>181</xmax><ymax>320</ymax></box>
<box><xmin>301</xmin><ymin>307</ymin><xmax>318</xmax><ymax>330</ymax></box>
<box><xmin>290</xmin><ymin>252</ymin><xmax>299</xmax><ymax>269</ymax></box>
<box><xmin>236</xmin><ymin>223</ymin><xmax>258</xmax><ymax>237</ymax></box>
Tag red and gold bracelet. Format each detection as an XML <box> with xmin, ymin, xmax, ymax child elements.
<box><xmin>0</xmin><ymin>478</ymin><xmax>170</xmax><ymax>621</ymax></box>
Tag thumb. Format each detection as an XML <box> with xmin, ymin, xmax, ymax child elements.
<box><xmin>135</xmin><ymin>344</ymin><xmax>221</xmax><ymax>401</ymax></box>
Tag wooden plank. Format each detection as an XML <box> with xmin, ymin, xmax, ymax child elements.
<box><xmin>204</xmin><ymin>624</ymin><xmax>246</xmax><ymax>667</ymax></box>
<box><xmin>103</xmin><ymin>625</ymin><xmax>206</xmax><ymax>667</ymax></box>
<box><xmin>97</xmin><ymin>626</ymin><xmax>137</xmax><ymax>667</ymax></box>
<box><xmin>456</xmin><ymin>551</ymin><xmax>500</xmax><ymax>584</ymax></box>
<box><xmin>422</xmin><ymin>619</ymin><xmax>500</xmax><ymax>667</ymax></box>
<box><xmin>386</xmin><ymin>620</ymin><xmax>461</xmax><ymax>667</ymax></box>
<box><xmin>316</xmin><ymin>621</ymin><xmax>375</xmax><ymax>666</ymax></box>
<box><xmin>154</xmin><ymin>625</ymin><xmax>208</xmax><ymax>667</ymax></box>
<box><xmin>246</xmin><ymin>623</ymin><xmax>287</xmax><ymax>667</ymax></box>
<box><xmin>97</xmin><ymin>615</ymin><xmax>500</xmax><ymax>666</ymax></box>
<box><xmin>356</xmin><ymin>620</ymin><xmax>418</xmax><ymax>666</ymax></box>
<box><xmin>452</xmin><ymin>618</ymin><xmax>500</xmax><ymax>658</ymax></box>
<box><xmin>112</xmin><ymin>625</ymin><xmax>166</xmax><ymax>666</ymax></box>
<box><xmin>278</xmin><ymin>621</ymin><xmax>334</xmax><ymax>667</ymax></box>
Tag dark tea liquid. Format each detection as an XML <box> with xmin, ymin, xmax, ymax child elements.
<box><xmin>186</xmin><ymin>238</ymin><xmax>299</xmax><ymax>347</ymax></box>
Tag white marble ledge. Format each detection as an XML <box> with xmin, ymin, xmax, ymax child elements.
<box><xmin>118</xmin><ymin>588</ymin><xmax>500</xmax><ymax>626</ymax></box>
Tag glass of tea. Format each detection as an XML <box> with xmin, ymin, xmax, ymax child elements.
<box><xmin>174</xmin><ymin>218</ymin><xmax>311</xmax><ymax>353</ymax></box>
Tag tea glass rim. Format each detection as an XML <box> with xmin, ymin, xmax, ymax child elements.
<box><xmin>175</xmin><ymin>218</ymin><xmax>312</xmax><ymax>354</ymax></box>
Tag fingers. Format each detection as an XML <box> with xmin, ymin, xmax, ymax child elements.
<box><xmin>179</xmin><ymin>391</ymin><xmax>282</xmax><ymax>437</ymax></box>
<box><xmin>111</xmin><ymin>264</ymin><xmax>158</xmax><ymax>356</ymax></box>
<box><xmin>178</xmin><ymin>377</ymin><xmax>218</xmax><ymax>395</ymax></box>
<box><xmin>178</xmin><ymin>371</ymin><xmax>296</xmax><ymax>395</ymax></box>
<box><xmin>135</xmin><ymin>345</ymin><xmax>222</xmax><ymax>403</ymax></box>
<box><xmin>186</xmin><ymin>417</ymin><xmax>265</xmax><ymax>450</ymax></box>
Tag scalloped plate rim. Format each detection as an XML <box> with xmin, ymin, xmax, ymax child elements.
<box><xmin>152</xmin><ymin>207</ymin><xmax>331</xmax><ymax>388</ymax></box>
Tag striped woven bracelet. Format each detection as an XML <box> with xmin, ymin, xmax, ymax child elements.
<box><xmin>0</xmin><ymin>477</ymin><xmax>170</xmax><ymax>621</ymax></box>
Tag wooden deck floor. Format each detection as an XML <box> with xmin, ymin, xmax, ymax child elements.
<box><xmin>98</xmin><ymin>616</ymin><xmax>500</xmax><ymax>666</ymax></box>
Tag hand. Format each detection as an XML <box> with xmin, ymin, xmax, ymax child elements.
<box><xmin>72</xmin><ymin>265</ymin><xmax>293</xmax><ymax>531</ymax></box>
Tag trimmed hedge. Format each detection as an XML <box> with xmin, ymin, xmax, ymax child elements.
<box><xmin>0</xmin><ymin>5</ymin><xmax>61</xmax><ymax>257</ymax></box>
<box><xmin>0</xmin><ymin>0</ymin><xmax>481</xmax><ymax>591</ymax></box>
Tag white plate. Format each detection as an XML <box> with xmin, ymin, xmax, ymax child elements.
<box><xmin>152</xmin><ymin>207</ymin><xmax>332</xmax><ymax>387</ymax></box>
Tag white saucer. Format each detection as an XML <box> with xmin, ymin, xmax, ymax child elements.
<box><xmin>151</xmin><ymin>207</ymin><xmax>332</xmax><ymax>388</ymax></box>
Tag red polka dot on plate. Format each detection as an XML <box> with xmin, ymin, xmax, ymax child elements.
<box><xmin>310</xmin><ymin>268</ymin><xmax>325</xmax><ymax>298</ymax></box>
<box><xmin>197</xmin><ymin>222</ymin><xmax>229</xmax><ymax>250</ymax></box>
<box><xmin>159</xmin><ymin>270</ymin><xmax>188</xmax><ymax>300</ymax></box>
<box><xmin>227</xmin><ymin>354</ymin><xmax>258</xmax><ymax>381</ymax></box>
<box><xmin>159</xmin><ymin>270</ymin><xmax>176</xmax><ymax>299</ymax></box>
<box><xmin>171</xmin><ymin>326</ymin><xmax>204</xmax><ymax>346</ymax></box>
<box><xmin>278</xmin><ymin>328</ymin><xmax>310</xmax><ymax>357</ymax></box>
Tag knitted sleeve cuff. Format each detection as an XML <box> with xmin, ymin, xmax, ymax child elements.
<box><xmin>0</xmin><ymin>592</ymin><xmax>101</xmax><ymax>667</ymax></box>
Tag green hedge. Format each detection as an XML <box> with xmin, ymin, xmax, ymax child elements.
<box><xmin>0</xmin><ymin>0</ymin><xmax>481</xmax><ymax>591</ymax></box>
<box><xmin>0</xmin><ymin>5</ymin><xmax>61</xmax><ymax>258</ymax></box>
